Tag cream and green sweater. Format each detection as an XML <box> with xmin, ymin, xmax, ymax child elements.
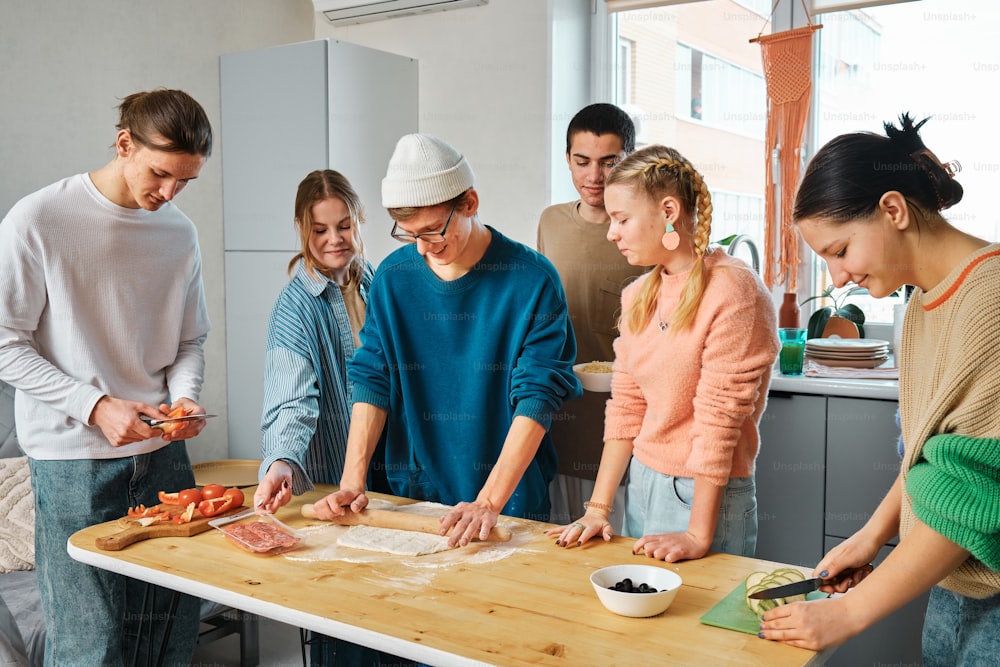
<box><xmin>899</xmin><ymin>243</ymin><xmax>1000</xmax><ymax>598</ymax></box>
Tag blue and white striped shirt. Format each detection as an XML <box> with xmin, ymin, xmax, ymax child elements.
<box><xmin>259</xmin><ymin>259</ymin><xmax>373</xmax><ymax>492</ymax></box>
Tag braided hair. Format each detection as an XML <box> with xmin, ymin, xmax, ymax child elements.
<box><xmin>606</xmin><ymin>145</ymin><xmax>714</xmax><ymax>334</ymax></box>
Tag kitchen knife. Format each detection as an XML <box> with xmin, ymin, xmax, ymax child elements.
<box><xmin>140</xmin><ymin>414</ymin><xmax>218</xmax><ymax>427</ymax></box>
<box><xmin>748</xmin><ymin>564</ymin><xmax>873</xmax><ymax>600</ymax></box>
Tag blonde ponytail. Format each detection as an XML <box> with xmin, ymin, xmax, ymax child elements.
<box><xmin>608</xmin><ymin>146</ymin><xmax>714</xmax><ymax>334</ymax></box>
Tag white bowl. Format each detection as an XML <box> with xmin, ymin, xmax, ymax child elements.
<box><xmin>590</xmin><ymin>564</ymin><xmax>683</xmax><ymax>618</ymax></box>
<box><xmin>573</xmin><ymin>362</ymin><xmax>613</xmax><ymax>393</ymax></box>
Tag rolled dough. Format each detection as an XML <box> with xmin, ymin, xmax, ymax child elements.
<box><xmin>337</xmin><ymin>525</ymin><xmax>454</xmax><ymax>556</ymax></box>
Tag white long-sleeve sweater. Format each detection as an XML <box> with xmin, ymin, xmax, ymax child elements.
<box><xmin>0</xmin><ymin>173</ymin><xmax>210</xmax><ymax>459</ymax></box>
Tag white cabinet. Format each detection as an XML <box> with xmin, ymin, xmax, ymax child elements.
<box><xmin>220</xmin><ymin>39</ymin><xmax>418</xmax><ymax>458</ymax></box>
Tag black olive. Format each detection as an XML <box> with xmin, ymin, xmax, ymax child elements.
<box><xmin>610</xmin><ymin>578</ymin><xmax>660</xmax><ymax>593</ymax></box>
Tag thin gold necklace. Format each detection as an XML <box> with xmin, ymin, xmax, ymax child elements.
<box><xmin>657</xmin><ymin>302</ymin><xmax>668</xmax><ymax>333</ymax></box>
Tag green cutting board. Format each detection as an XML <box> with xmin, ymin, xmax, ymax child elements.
<box><xmin>699</xmin><ymin>582</ymin><xmax>827</xmax><ymax>634</ymax></box>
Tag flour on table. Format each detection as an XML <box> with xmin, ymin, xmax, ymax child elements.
<box><xmin>337</xmin><ymin>525</ymin><xmax>454</xmax><ymax>556</ymax></box>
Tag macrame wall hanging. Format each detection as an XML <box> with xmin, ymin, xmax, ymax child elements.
<box><xmin>751</xmin><ymin>4</ymin><xmax>822</xmax><ymax>290</ymax></box>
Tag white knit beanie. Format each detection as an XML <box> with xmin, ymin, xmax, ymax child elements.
<box><xmin>381</xmin><ymin>134</ymin><xmax>475</xmax><ymax>208</ymax></box>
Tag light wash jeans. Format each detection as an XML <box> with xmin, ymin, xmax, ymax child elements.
<box><xmin>29</xmin><ymin>440</ymin><xmax>200</xmax><ymax>667</ymax></box>
<box><xmin>624</xmin><ymin>457</ymin><xmax>757</xmax><ymax>556</ymax></box>
<box><xmin>923</xmin><ymin>586</ymin><xmax>1000</xmax><ymax>666</ymax></box>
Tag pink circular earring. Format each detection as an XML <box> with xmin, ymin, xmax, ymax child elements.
<box><xmin>661</xmin><ymin>223</ymin><xmax>680</xmax><ymax>251</ymax></box>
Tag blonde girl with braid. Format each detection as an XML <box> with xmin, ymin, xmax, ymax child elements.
<box><xmin>547</xmin><ymin>145</ymin><xmax>779</xmax><ymax>562</ymax></box>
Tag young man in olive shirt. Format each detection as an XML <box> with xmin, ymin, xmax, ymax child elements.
<box><xmin>537</xmin><ymin>103</ymin><xmax>648</xmax><ymax>530</ymax></box>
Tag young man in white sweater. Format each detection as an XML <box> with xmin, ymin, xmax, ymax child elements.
<box><xmin>0</xmin><ymin>88</ymin><xmax>213</xmax><ymax>666</ymax></box>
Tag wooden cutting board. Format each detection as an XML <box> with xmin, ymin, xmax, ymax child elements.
<box><xmin>95</xmin><ymin>504</ymin><xmax>246</xmax><ymax>551</ymax></box>
<box><xmin>699</xmin><ymin>581</ymin><xmax>827</xmax><ymax>634</ymax></box>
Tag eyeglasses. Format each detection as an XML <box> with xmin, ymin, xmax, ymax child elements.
<box><xmin>390</xmin><ymin>202</ymin><xmax>457</xmax><ymax>244</ymax></box>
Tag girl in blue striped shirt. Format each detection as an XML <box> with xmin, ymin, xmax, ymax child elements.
<box><xmin>253</xmin><ymin>170</ymin><xmax>399</xmax><ymax>667</ymax></box>
<box><xmin>254</xmin><ymin>170</ymin><xmax>380</xmax><ymax>510</ymax></box>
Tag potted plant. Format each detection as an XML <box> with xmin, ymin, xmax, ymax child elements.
<box><xmin>800</xmin><ymin>285</ymin><xmax>868</xmax><ymax>339</ymax></box>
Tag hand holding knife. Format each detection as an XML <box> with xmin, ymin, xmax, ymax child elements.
<box><xmin>748</xmin><ymin>563</ymin><xmax>874</xmax><ymax>600</ymax></box>
<box><xmin>139</xmin><ymin>413</ymin><xmax>217</xmax><ymax>428</ymax></box>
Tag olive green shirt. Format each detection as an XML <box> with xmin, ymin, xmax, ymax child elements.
<box><xmin>537</xmin><ymin>201</ymin><xmax>649</xmax><ymax>479</ymax></box>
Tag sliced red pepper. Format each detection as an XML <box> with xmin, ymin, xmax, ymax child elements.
<box><xmin>172</xmin><ymin>501</ymin><xmax>196</xmax><ymax>524</ymax></box>
<box><xmin>158</xmin><ymin>490</ymin><xmax>181</xmax><ymax>506</ymax></box>
<box><xmin>197</xmin><ymin>495</ymin><xmax>237</xmax><ymax>518</ymax></box>
<box><xmin>128</xmin><ymin>504</ymin><xmax>155</xmax><ymax>518</ymax></box>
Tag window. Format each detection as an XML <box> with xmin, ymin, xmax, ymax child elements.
<box><xmin>676</xmin><ymin>44</ymin><xmax>766</xmax><ymax>138</ymax></box>
<box><xmin>712</xmin><ymin>190</ymin><xmax>766</xmax><ymax>239</ymax></box>
<box><xmin>811</xmin><ymin>0</ymin><xmax>1000</xmax><ymax>322</ymax></box>
<box><xmin>612</xmin><ymin>1</ymin><xmax>770</xmax><ymax>245</ymax></box>
<box><xmin>617</xmin><ymin>37</ymin><xmax>635</xmax><ymax>105</ymax></box>
<box><xmin>732</xmin><ymin>0</ymin><xmax>772</xmax><ymax>17</ymax></box>
<box><xmin>607</xmin><ymin>0</ymin><xmax>999</xmax><ymax>325</ymax></box>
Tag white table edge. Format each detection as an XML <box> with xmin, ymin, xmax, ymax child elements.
<box><xmin>67</xmin><ymin>540</ymin><xmax>493</xmax><ymax>667</ymax></box>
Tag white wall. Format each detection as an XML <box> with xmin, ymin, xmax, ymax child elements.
<box><xmin>315</xmin><ymin>0</ymin><xmax>593</xmax><ymax>249</ymax></box>
<box><xmin>1</xmin><ymin>0</ymin><xmax>595</xmax><ymax>461</ymax></box>
<box><xmin>0</xmin><ymin>0</ymin><xmax>316</xmax><ymax>462</ymax></box>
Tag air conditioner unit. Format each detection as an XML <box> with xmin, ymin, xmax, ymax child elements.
<box><xmin>314</xmin><ymin>0</ymin><xmax>488</xmax><ymax>26</ymax></box>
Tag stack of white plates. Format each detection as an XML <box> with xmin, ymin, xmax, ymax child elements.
<box><xmin>805</xmin><ymin>338</ymin><xmax>889</xmax><ymax>369</ymax></box>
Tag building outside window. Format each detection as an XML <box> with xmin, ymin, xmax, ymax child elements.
<box><xmin>610</xmin><ymin>0</ymin><xmax>999</xmax><ymax>324</ymax></box>
<box><xmin>613</xmin><ymin>0</ymin><xmax>770</xmax><ymax>247</ymax></box>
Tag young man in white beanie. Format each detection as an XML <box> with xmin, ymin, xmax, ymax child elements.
<box><xmin>311</xmin><ymin>134</ymin><xmax>582</xmax><ymax>544</ymax></box>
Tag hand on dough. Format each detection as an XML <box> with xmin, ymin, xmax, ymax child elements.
<box><xmin>440</xmin><ymin>501</ymin><xmax>498</xmax><ymax>548</ymax></box>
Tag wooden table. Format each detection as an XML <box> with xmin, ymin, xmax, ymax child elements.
<box><xmin>69</xmin><ymin>487</ymin><xmax>828</xmax><ymax>666</ymax></box>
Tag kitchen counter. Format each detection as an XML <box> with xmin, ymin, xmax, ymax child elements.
<box><xmin>770</xmin><ymin>373</ymin><xmax>898</xmax><ymax>401</ymax></box>
<box><xmin>69</xmin><ymin>488</ymin><xmax>829</xmax><ymax>667</ymax></box>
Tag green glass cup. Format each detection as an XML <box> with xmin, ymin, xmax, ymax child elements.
<box><xmin>778</xmin><ymin>328</ymin><xmax>807</xmax><ymax>375</ymax></box>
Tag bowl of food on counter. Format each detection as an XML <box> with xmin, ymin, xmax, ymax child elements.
<box><xmin>590</xmin><ymin>564</ymin><xmax>683</xmax><ymax>617</ymax></box>
<box><xmin>573</xmin><ymin>361</ymin><xmax>613</xmax><ymax>393</ymax></box>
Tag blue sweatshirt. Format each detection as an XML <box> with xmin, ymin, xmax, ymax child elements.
<box><xmin>349</xmin><ymin>227</ymin><xmax>581</xmax><ymax>520</ymax></box>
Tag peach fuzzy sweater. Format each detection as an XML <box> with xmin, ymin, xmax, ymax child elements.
<box><xmin>604</xmin><ymin>249</ymin><xmax>779</xmax><ymax>486</ymax></box>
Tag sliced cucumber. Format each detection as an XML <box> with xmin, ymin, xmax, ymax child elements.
<box><xmin>744</xmin><ymin>567</ymin><xmax>809</xmax><ymax>617</ymax></box>
<box><xmin>745</xmin><ymin>571</ymin><xmax>769</xmax><ymax>590</ymax></box>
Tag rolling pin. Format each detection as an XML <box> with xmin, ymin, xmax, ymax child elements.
<box><xmin>301</xmin><ymin>504</ymin><xmax>512</xmax><ymax>542</ymax></box>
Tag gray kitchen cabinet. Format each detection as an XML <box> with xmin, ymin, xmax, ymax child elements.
<box><xmin>220</xmin><ymin>39</ymin><xmax>417</xmax><ymax>459</ymax></box>
<box><xmin>757</xmin><ymin>393</ymin><xmax>901</xmax><ymax>564</ymax></box>
<box><xmin>756</xmin><ymin>391</ymin><xmax>827</xmax><ymax>568</ymax></box>
<box><xmin>825</xmin><ymin>397</ymin><xmax>902</xmax><ymax>541</ymax></box>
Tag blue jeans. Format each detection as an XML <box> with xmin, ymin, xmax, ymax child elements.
<box><xmin>624</xmin><ymin>457</ymin><xmax>757</xmax><ymax>556</ymax></box>
<box><xmin>923</xmin><ymin>586</ymin><xmax>1000</xmax><ymax>666</ymax></box>
<box><xmin>29</xmin><ymin>441</ymin><xmax>200</xmax><ymax>667</ymax></box>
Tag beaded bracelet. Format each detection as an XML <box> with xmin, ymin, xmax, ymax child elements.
<box><xmin>583</xmin><ymin>501</ymin><xmax>614</xmax><ymax>514</ymax></box>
